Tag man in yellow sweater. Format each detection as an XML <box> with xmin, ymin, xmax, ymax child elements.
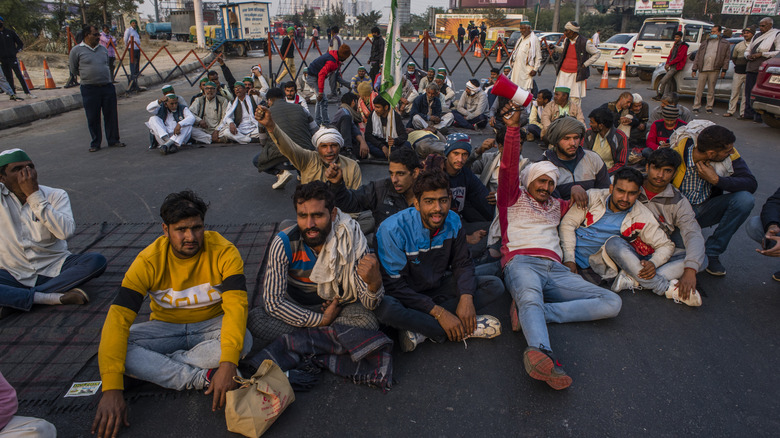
<box><xmin>91</xmin><ymin>191</ymin><xmax>251</xmax><ymax>438</ymax></box>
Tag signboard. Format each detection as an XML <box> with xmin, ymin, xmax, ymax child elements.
<box><xmin>434</xmin><ymin>13</ymin><xmax>528</xmax><ymax>40</ymax></box>
<box><xmin>220</xmin><ymin>1</ymin><xmax>271</xmax><ymax>40</ymax></box>
<box><xmin>722</xmin><ymin>0</ymin><xmax>780</xmax><ymax>15</ymax></box>
<box><xmin>451</xmin><ymin>0</ymin><xmax>528</xmax><ymax>7</ymax></box>
<box><xmin>634</xmin><ymin>0</ymin><xmax>685</xmax><ymax>15</ymax></box>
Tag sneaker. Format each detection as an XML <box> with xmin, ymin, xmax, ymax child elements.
<box><xmin>60</xmin><ymin>288</ymin><xmax>89</xmax><ymax>305</ymax></box>
<box><xmin>611</xmin><ymin>270</ymin><xmax>639</xmax><ymax>293</ymax></box>
<box><xmin>399</xmin><ymin>330</ymin><xmax>427</xmax><ymax>352</ymax></box>
<box><xmin>509</xmin><ymin>302</ymin><xmax>521</xmax><ymax>332</ymax></box>
<box><xmin>523</xmin><ymin>346</ymin><xmax>572</xmax><ymax>390</ymax></box>
<box><xmin>467</xmin><ymin>315</ymin><xmax>502</xmax><ymax>339</ymax></box>
<box><xmin>25</xmin><ymin>93</ymin><xmax>36</xmax><ymax>99</ymax></box>
<box><xmin>272</xmin><ymin>170</ymin><xmax>294</xmax><ymax>190</ymax></box>
<box><xmin>705</xmin><ymin>256</ymin><xmax>726</xmax><ymax>276</ymax></box>
<box><xmin>664</xmin><ymin>279</ymin><xmax>702</xmax><ymax>307</ymax></box>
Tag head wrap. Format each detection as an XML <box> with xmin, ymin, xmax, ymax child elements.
<box><xmin>466</xmin><ymin>81</ymin><xmax>479</xmax><ymax>92</ymax></box>
<box><xmin>503</xmin><ymin>65</ymin><xmax>511</xmax><ymax>70</ymax></box>
<box><xmin>162</xmin><ymin>84</ymin><xmax>174</xmax><ymax>93</ymax></box>
<box><xmin>357</xmin><ymin>81</ymin><xmax>373</xmax><ymax>97</ymax></box>
<box><xmin>408</xmin><ymin>62</ymin><xmax>416</xmax><ymax>67</ymax></box>
<box><xmin>554</xmin><ymin>86</ymin><xmax>570</xmax><ymax>94</ymax></box>
<box><xmin>662</xmin><ymin>105</ymin><xmax>680</xmax><ymax>121</ymax></box>
<box><xmin>435</xmin><ymin>74</ymin><xmax>445</xmax><ymax>80</ymax></box>
<box><xmin>312</xmin><ymin>127</ymin><xmax>344</xmax><ymax>147</ymax></box>
<box><xmin>204</xmin><ymin>81</ymin><xmax>217</xmax><ymax>87</ymax></box>
<box><xmin>543</xmin><ymin>116</ymin><xmax>586</xmax><ymax>147</ymax></box>
<box><xmin>437</xmin><ymin>68</ymin><xmax>446</xmax><ymax>74</ymax></box>
<box><xmin>287</xmin><ymin>26</ymin><xmax>295</xmax><ymax>33</ymax></box>
<box><xmin>337</xmin><ymin>44</ymin><xmax>352</xmax><ymax>59</ymax></box>
<box><xmin>564</xmin><ymin>21</ymin><xmax>580</xmax><ymax>33</ymax></box>
<box><xmin>357</xmin><ymin>65</ymin><xmax>366</xmax><ymax>72</ymax></box>
<box><xmin>233</xmin><ymin>81</ymin><xmax>245</xmax><ymax>88</ymax></box>
<box><xmin>252</xmin><ymin>65</ymin><xmax>262</xmax><ymax>73</ymax></box>
<box><xmin>520</xmin><ymin>161</ymin><xmax>559</xmax><ymax>189</ymax></box>
<box><xmin>130</xmin><ymin>19</ymin><xmax>137</xmax><ymax>24</ymax></box>
<box><xmin>0</xmin><ymin>149</ymin><xmax>31</xmax><ymax>167</ymax></box>
<box><xmin>631</xmin><ymin>93</ymin><xmax>643</xmax><ymax>103</ymax></box>
<box><xmin>444</xmin><ymin>133</ymin><xmax>472</xmax><ymax>156</ymax></box>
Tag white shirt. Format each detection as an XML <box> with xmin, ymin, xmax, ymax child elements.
<box><xmin>123</xmin><ymin>27</ymin><xmax>141</xmax><ymax>50</ymax></box>
<box><xmin>222</xmin><ymin>96</ymin><xmax>258</xmax><ymax>132</ymax></box>
<box><xmin>0</xmin><ymin>185</ymin><xmax>74</xmax><ymax>286</ymax></box>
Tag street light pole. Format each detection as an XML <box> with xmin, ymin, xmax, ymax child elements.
<box><xmin>575</xmin><ymin>0</ymin><xmax>580</xmax><ymax>22</ymax></box>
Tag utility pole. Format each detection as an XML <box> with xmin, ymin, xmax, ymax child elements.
<box><xmin>552</xmin><ymin>0</ymin><xmax>561</xmax><ymax>32</ymax></box>
<box><xmin>154</xmin><ymin>0</ymin><xmax>160</xmax><ymax>23</ymax></box>
<box><xmin>194</xmin><ymin>0</ymin><xmax>205</xmax><ymax>48</ymax></box>
<box><xmin>575</xmin><ymin>0</ymin><xmax>580</xmax><ymax>22</ymax></box>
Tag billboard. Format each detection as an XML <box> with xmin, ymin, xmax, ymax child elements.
<box><xmin>634</xmin><ymin>0</ymin><xmax>685</xmax><ymax>15</ymax></box>
<box><xmin>450</xmin><ymin>0</ymin><xmax>528</xmax><ymax>8</ymax></box>
<box><xmin>435</xmin><ymin>13</ymin><xmax>528</xmax><ymax>39</ymax></box>
<box><xmin>722</xmin><ymin>0</ymin><xmax>780</xmax><ymax>15</ymax></box>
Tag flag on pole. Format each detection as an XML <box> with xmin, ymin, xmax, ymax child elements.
<box><xmin>380</xmin><ymin>0</ymin><xmax>403</xmax><ymax>108</ymax></box>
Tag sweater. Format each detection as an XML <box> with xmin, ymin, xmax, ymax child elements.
<box><xmin>542</xmin><ymin>147</ymin><xmax>611</xmax><ymax>200</ymax></box>
<box><xmin>69</xmin><ymin>42</ymin><xmax>112</xmax><ymax>85</ymax></box>
<box><xmin>98</xmin><ymin>231</ymin><xmax>248</xmax><ymax>391</ymax></box>
<box><xmin>448</xmin><ymin>167</ymin><xmax>494</xmax><ymax>221</ymax></box>
<box><xmin>455</xmin><ymin>89</ymin><xmax>488</xmax><ymax>120</ymax></box>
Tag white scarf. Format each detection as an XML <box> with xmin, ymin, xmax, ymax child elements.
<box><xmin>371</xmin><ymin>111</ymin><xmax>397</xmax><ymax>140</ymax></box>
<box><xmin>310</xmin><ymin>209</ymin><xmax>368</xmax><ymax>303</ymax></box>
<box><xmin>751</xmin><ymin>29</ymin><xmax>780</xmax><ymax>53</ymax></box>
<box><xmin>526</xmin><ymin>32</ymin><xmax>539</xmax><ymax>65</ymax></box>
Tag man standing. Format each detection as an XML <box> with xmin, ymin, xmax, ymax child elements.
<box><xmin>583</xmin><ymin>107</ymin><xmax>628</xmax><ymax>175</ymax></box>
<box><xmin>146</xmin><ymin>93</ymin><xmax>195</xmax><ymax>155</ymax></box>
<box><xmin>0</xmin><ymin>16</ymin><xmax>34</xmax><ymax>98</ymax></box>
<box><xmin>219</xmin><ymin>82</ymin><xmax>261</xmax><ymax>144</ymax></box>
<box><xmin>92</xmin><ymin>191</ymin><xmax>251</xmax><ymax>438</ymax></box>
<box><xmin>724</xmin><ymin>27</ymin><xmax>753</xmax><ymax>118</ymax></box>
<box><xmin>229</xmin><ymin>8</ymin><xmax>239</xmax><ymax>39</ymax></box>
<box><xmin>306</xmin><ymin>45</ymin><xmax>352</xmax><ymax>125</ymax></box>
<box><xmin>591</xmin><ymin>30</ymin><xmax>600</xmax><ymax>47</ymax></box>
<box><xmin>552</xmin><ymin>21</ymin><xmax>600</xmax><ymax>106</ymax></box>
<box><xmin>69</xmin><ymin>24</ymin><xmax>124</xmax><ymax>152</ymax></box>
<box><xmin>190</xmin><ymin>81</ymin><xmax>229</xmax><ymax>145</ymax></box>
<box><xmin>99</xmin><ymin>24</ymin><xmax>117</xmax><ymax>78</ymax></box>
<box><xmin>0</xmin><ymin>149</ymin><xmax>107</xmax><ymax>315</ymax></box>
<box><xmin>653</xmin><ymin>32</ymin><xmax>688</xmax><ymax>101</ymax></box>
<box><xmin>276</xmin><ymin>27</ymin><xmax>297</xmax><ymax>84</ymax></box>
<box><xmin>368</xmin><ymin>26</ymin><xmax>384</xmax><ymax>81</ymax></box>
<box><xmin>123</xmin><ymin>19</ymin><xmax>142</xmax><ymax>91</ymax></box>
<box><xmin>691</xmin><ymin>26</ymin><xmax>730</xmax><ymax>114</ymax></box>
<box><xmin>452</xmin><ymin>79</ymin><xmax>489</xmax><ymax>130</ymax></box>
<box><xmin>457</xmin><ymin>24</ymin><xmax>466</xmax><ymax>52</ymax></box>
<box><xmin>374</xmin><ymin>168</ymin><xmax>504</xmax><ymax>352</ymax></box>
<box><xmin>510</xmin><ymin>22</ymin><xmax>541</xmax><ymax>91</ymax></box>
<box><xmin>745</xmin><ymin>18</ymin><xmax>780</xmax><ymax>122</ymax></box>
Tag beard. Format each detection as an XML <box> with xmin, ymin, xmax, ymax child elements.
<box><xmin>301</xmin><ymin>221</ymin><xmax>332</xmax><ymax>248</ymax></box>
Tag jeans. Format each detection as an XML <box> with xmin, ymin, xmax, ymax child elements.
<box><xmin>374</xmin><ymin>275</ymin><xmax>505</xmax><ymax>343</ymax></box>
<box><xmin>451</xmin><ymin>110</ymin><xmax>487</xmax><ymax>129</ymax></box>
<box><xmin>129</xmin><ymin>49</ymin><xmax>141</xmax><ymax>87</ymax></box>
<box><xmin>306</xmin><ymin>74</ymin><xmax>329</xmax><ymax>125</ymax></box>
<box><xmin>0</xmin><ymin>57</ymin><xmax>30</xmax><ymax>94</ymax></box>
<box><xmin>328</xmin><ymin>70</ymin><xmax>351</xmax><ymax>95</ymax></box>
<box><xmin>745</xmin><ymin>215</ymin><xmax>765</xmax><ymax>244</ymax></box>
<box><xmin>745</xmin><ymin>71</ymin><xmax>760</xmax><ymax>121</ymax></box>
<box><xmin>0</xmin><ymin>253</ymin><xmax>107</xmax><ymax>311</ymax></box>
<box><xmin>693</xmin><ymin>192</ymin><xmax>755</xmax><ymax>257</ymax></box>
<box><xmin>125</xmin><ymin>315</ymin><xmax>252</xmax><ymax>391</ymax></box>
<box><xmin>503</xmin><ymin>255</ymin><xmax>621</xmax><ymax>352</ymax></box>
<box><xmin>656</xmin><ymin>66</ymin><xmax>680</xmax><ymax>98</ymax></box>
<box><xmin>604</xmin><ymin>236</ymin><xmax>690</xmax><ymax>294</ymax></box>
<box><xmin>80</xmin><ymin>84</ymin><xmax>120</xmax><ymax>148</ymax></box>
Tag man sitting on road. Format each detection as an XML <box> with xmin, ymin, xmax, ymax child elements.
<box><xmin>350</xmin><ymin>66</ymin><xmax>372</xmax><ymax>95</ymax></box>
<box><xmin>398</xmin><ymin>77</ymin><xmax>419</xmax><ymax>117</ymax></box>
<box><xmin>583</xmin><ymin>107</ymin><xmax>628</xmax><ymax>175</ymax></box>
<box><xmin>189</xmin><ymin>81</ymin><xmax>229</xmax><ymax>145</ymax></box>
<box><xmin>526</xmin><ymin>89</ymin><xmax>552</xmax><ymax>142</ymax></box>
<box><xmin>404</xmin><ymin>62</ymin><xmax>426</xmax><ymax>91</ymax></box>
<box><xmin>241</xmin><ymin>77</ymin><xmax>263</xmax><ymax>105</ymax></box>
<box><xmin>205</xmin><ymin>67</ymin><xmax>235</xmax><ymax>102</ymax></box>
<box><xmin>627</xmin><ymin>93</ymin><xmax>650</xmax><ymax>151</ymax></box>
<box><xmin>598</xmin><ymin>92</ymin><xmax>634</xmax><ymax>137</ymax></box>
<box><xmin>542</xmin><ymin>116</ymin><xmax>610</xmax><ymax>202</ymax></box>
<box><xmin>219</xmin><ymin>82</ymin><xmax>262</xmax><ymax>144</ymax></box>
<box><xmin>540</xmin><ymin>87</ymin><xmax>585</xmax><ymax>140</ymax></box>
<box><xmin>246</xmin><ymin>181</ymin><xmax>384</xmax><ymax>347</ymax></box>
<box><xmin>645</xmin><ymin>105</ymin><xmax>686</xmax><ymax>156</ymax></box>
<box><xmin>434</xmin><ymin>74</ymin><xmax>456</xmax><ymax>110</ymax></box>
<box><xmin>437</xmin><ymin>68</ymin><xmax>454</xmax><ymax>89</ymax></box>
<box><xmin>408</xmin><ymin>128</ymin><xmax>448</xmax><ymax>158</ymax></box>
<box><xmin>374</xmin><ymin>168</ymin><xmax>505</xmax><ymax>352</ymax></box>
<box><xmin>417</xmin><ymin>68</ymin><xmax>436</xmax><ymax>94</ymax></box>
<box><xmin>365</xmin><ymin>95</ymin><xmax>410</xmax><ymax>160</ymax></box>
<box><xmin>147</xmin><ymin>85</ymin><xmax>188</xmax><ymax>113</ymax></box>
<box><xmin>649</xmin><ymin>92</ymin><xmax>693</xmax><ymax>124</ymax></box>
<box><xmin>497</xmin><ymin>108</ymin><xmax>621</xmax><ymax>390</ymax></box>
<box><xmin>745</xmin><ymin>186</ymin><xmax>780</xmax><ymax>281</ymax></box>
<box><xmin>0</xmin><ymin>149</ymin><xmax>106</xmax><ymax>315</ymax></box>
<box><xmin>442</xmin><ymin>134</ymin><xmax>494</xmax><ymax>225</ymax></box>
<box><xmin>408</xmin><ymin>84</ymin><xmax>454</xmax><ymax>131</ymax></box>
<box><xmin>146</xmin><ymin>93</ymin><xmax>195</xmax><ymax>155</ymax></box>
<box><xmin>250</xmin><ymin>65</ymin><xmax>270</xmax><ymax>97</ymax></box>
<box><xmin>332</xmin><ymin>92</ymin><xmax>370</xmax><ymax>159</ymax></box>
<box><xmin>92</xmin><ymin>191</ymin><xmax>251</xmax><ymax>437</ymax></box>
<box><xmin>452</xmin><ymin>79</ymin><xmax>489</xmax><ymax>130</ymax></box>
<box><xmin>671</xmin><ymin>123</ymin><xmax>757</xmax><ymax>276</ymax></box>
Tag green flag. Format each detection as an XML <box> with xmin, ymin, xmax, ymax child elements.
<box><xmin>380</xmin><ymin>0</ymin><xmax>403</xmax><ymax>107</ymax></box>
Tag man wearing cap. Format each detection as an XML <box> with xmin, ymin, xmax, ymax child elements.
<box><xmin>691</xmin><ymin>26</ymin><xmax>730</xmax><ymax>114</ymax></box>
<box><xmin>146</xmin><ymin>93</ymin><xmax>195</xmax><ymax>154</ymax></box>
<box><xmin>242</xmin><ymin>76</ymin><xmax>263</xmax><ymax>104</ymax></box>
<box><xmin>645</xmin><ymin>105</ymin><xmax>686</xmax><ymax>154</ymax></box>
<box><xmin>434</xmin><ymin>74</ymin><xmax>456</xmax><ymax>110</ymax></box>
<box><xmin>409</xmin><ymin>83</ymin><xmax>455</xmax><ymax>131</ymax></box>
<box><xmin>443</xmin><ymin>133</ymin><xmax>494</xmax><ymax>224</ymax></box>
<box><xmin>0</xmin><ymin>149</ymin><xmax>107</xmax><ymax>315</ymax></box>
<box><xmin>583</xmin><ymin>107</ymin><xmax>628</xmax><ymax>175</ymax></box>
<box><xmin>502</xmin><ymin>65</ymin><xmax>512</xmax><ymax>78</ymax></box>
<box><xmin>0</xmin><ymin>16</ymin><xmax>34</xmax><ymax>99</ymax></box>
<box><xmin>437</xmin><ymin>68</ymin><xmax>454</xmax><ymax>89</ymax></box>
<box><xmin>540</xmin><ymin>86</ymin><xmax>584</xmax><ymax>139</ymax></box>
<box><xmin>404</xmin><ymin>62</ymin><xmax>426</xmax><ymax>90</ymax></box>
<box><xmin>649</xmin><ymin>92</ymin><xmax>693</xmax><ymax>124</ymax></box>
<box><xmin>123</xmin><ymin>19</ymin><xmax>142</xmax><ymax>90</ymax></box>
<box><xmin>147</xmin><ymin>85</ymin><xmax>188</xmax><ymax>114</ymax></box>
<box><xmin>219</xmin><ymin>82</ymin><xmax>262</xmax><ymax>144</ymax></box>
<box><xmin>452</xmin><ymin>79</ymin><xmax>489</xmax><ymax>130</ymax></box>
<box><xmin>277</xmin><ymin>27</ymin><xmax>297</xmax><ymax>84</ymax></box>
<box><xmin>368</xmin><ymin>26</ymin><xmax>384</xmax><ymax>80</ymax></box>
<box><xmin>724</xmin><ymin>27</ymin><xmax>753</xmax><ymax>118</ymax></box>
<box><xmin>70</xmin><ymin>24</ymin><xmax>125</xmax><ymax>152</ymax></box>
<box><xmin>306</xmin><ymin>44</ymin><xmax>352</xmax><ymax>125</ymax></box>
<box><xmin>551</xmin><ymin>21</ymin><xmax>600</xmax><ymax>106</ymax></box>
<box><xmin>190</xmin><ymin>81</ymin><xmax>229</xmax><ymax>145</ymax></box>
<box><xmin>654</xmin><ymin>31</ymin><xmax>688</xmax><ymax>101</ymax></box>
<box><xmin>497</xmin><ymin>107</ymin><xmax>620</xmax><ymax>390</ymax></box>
<box><xmin>417</xmin><ymin>68</ymin><xmax>436</xmax><ymax>94</ymax></box>
<box><xmin>627</xmin><ymin>93</ymin><xmax>650</xmax><ymax>151</ymax></box>
<box><xmin>542</xmin><ymin>116</ymin><xmax>610</xmax><ymax>202</ymax></box>
<box><xmin>510</xmin><ymin>22</ymin><xmax>541</xmax><ymax>91</ymax></box>
<box><xmin>350</xmin><ymin>66</ymin><xmax>372</xmax><ymax>95</ymax></box>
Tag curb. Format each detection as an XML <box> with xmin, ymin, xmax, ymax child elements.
<box><xmin>0</xmin><ymin>53</ymin><xmax>215</xmax><ymax>130</ymax></box>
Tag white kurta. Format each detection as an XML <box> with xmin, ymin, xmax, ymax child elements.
<box><xmin>510</xmin><ymin>33</ymin><xmax>541</xmax><ymax>90</ymax></box>
<box><xmin>146</xmin><ymin>107</ymin><xmax>195</xmax><ymax>146</ymax></box>
<box><xmin>554</xmin><ymin>38</ymin><xmax>600</xmax><ymax>101</ymax></box>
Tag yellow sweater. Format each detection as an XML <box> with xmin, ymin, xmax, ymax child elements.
<box><xmin>98</xmin><ymin>231</ymin><xmax>248</xmax><ymax>391</ymax></box>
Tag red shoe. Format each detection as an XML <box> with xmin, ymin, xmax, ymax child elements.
<box><xmin>523</xmin><ymin>346</ymin><xmax>573</xmax><ymax>390</ymax></box>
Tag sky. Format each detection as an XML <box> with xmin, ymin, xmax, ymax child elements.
<box><xmin>138</xmin><ymin>0</ymin><xmax>450</xmax><ymax>22</ymax></box>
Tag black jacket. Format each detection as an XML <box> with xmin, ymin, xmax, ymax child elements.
<box><xmin>365</xmin><ymin>111</ymin><xmax>408</xmax><ymax>150</ymax></box>
<box><xmin>0</xmin><ymin>27</ymin><xmax>23</xmax><ymax>59</ymax></box>
<box><xmin>330</xmin><ymin>177</ymin><xmax>411</xmax><ymax>226</ymax></box>
<box><xmin>761</xmin><ymin>186</ymin><xmax>780</xmax><ymax>232</ymax></box>
<box><xmin>280</xmin><ymin>36</ymin><xmax>295</xmax><ymax>59</ymax></box>
<box><xmin>369</xmin><ymin>35</ymin><xmax>384</xmax><ymax>64</ymax></box>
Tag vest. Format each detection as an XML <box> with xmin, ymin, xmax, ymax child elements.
<box><xmin>233</xmin><ymin>96</ymin><xmax>257</xmax><ymax>123</ymax></box>
<box><xmin>155</xmin><ymin>103</ymin><xmax>185</xmax><ymax>124</ymax></box>
<box><xmin>557</xmin><ymin>36</ymin><xmax>591</xmax><ymax>82</ymax></box>
<box><xmin>193</xmin><ymin>95</ymin><xmax>224</xmax><ymax>120</ymax></box>
<box><xmin>308</xmin><ymin>52</ymin><xmax>337</xmax><ymax>76</ymax></box>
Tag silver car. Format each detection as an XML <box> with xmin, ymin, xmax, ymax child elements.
<box><xmin>650</xmin><ymin>37</ymin><xmax>743</xmax><ymax>100</ymax></box>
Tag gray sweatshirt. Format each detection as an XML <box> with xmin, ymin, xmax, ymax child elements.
<box><xmin>69</xmin><ymin>42</ymin><xmax>111</xmax><ymax>85</ymax></box>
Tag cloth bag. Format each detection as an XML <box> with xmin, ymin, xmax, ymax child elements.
<box><xmin>225</xmin><ymin>360</ymin><xmax>295</xmax><ymax>437</ymax></box>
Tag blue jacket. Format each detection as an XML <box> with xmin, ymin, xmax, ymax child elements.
<box><xmin>408</xmin><ymin>93</ymin><xmax>442</xmax><ymax>127</ymax></box>
<box><xmin>376</xmin><ymin>207</ymin><xmax>476</xmax><ymax>313</ymax></box>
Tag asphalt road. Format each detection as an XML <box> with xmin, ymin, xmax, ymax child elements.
<box><xmin>4</xmin><ymin>40</ymin><xmax>779</xmax><ymax>437</ymax></box>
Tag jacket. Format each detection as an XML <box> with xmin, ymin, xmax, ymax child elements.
<box><xmin>471</xmin><ymin>150</ymin><xmax>501</xmax><ymax>191</ymax></box>
<box><xmin>555</xmin><ymin>35</ymin><xmax>599</xmax><ymax>82</ymax></box>
<box><xmin>365</xmin><ymin>111</ymin><xmax>408</xmax><ymax>150</ymax></box>
<box><xmin>376</xmin><ymin>208</ymin><xmax>475</xmax><ymax>314</ymax></box>
<box><xmin>280</xmin><ymin>36</ymin><xmax>295</xmax><ymax>59</ymax></box>
<box><xmin>540</xmin><ymin>100</ymin><xmax>585</xmax><ymax>139</ymax></box>
<box><xmin>408</xmin><ymin>93</ymin><xmax>443</xmax><ymax>122</ymax></box>
<box><xmin>761</xmin><ymin>186</ymin><xmax>780</xmax><ymax>232</ymax></box>
<box><xmin>692</xmin><ymin>37</ymin><xmax>731</xmax><ymax>72</ymax></box>
<box><xmin>455</xmin><ymin>89</ymin><xmax>488</xmax><ymax>120</ymax></box>
<box><xmin>732</xmin><ymin>40</ymin><xmax>749</xmax><ymax>75</ymax></box>
<box><xmin>542</xmin><ymin>147</ymin><xmax>611</xmax><ymax>200</ymax></box>
<box><xmin>583</xmin><ymin>127</ymin><xmax>628</xmax><ymax>175</ymax></box>
<box><xmin>559</xmin><ymin>188</ymin><xmax>675</xmax><ymax>279</ymax></box>
<box><xmin>671</xmin><ymin>139</ymin><xmax>758</xmax><ymax>199</ymax></box>
<box><xmin>330</xmin><ymin>177</ymin><xmax>411</xmax><ymax>226</ymax></box>
<box><xmin>627</xmin><ymin>102</ymin><xmax>650</xmax><ymax>148</ymax></box>
<box><xmin>369</xmin><ymin>35</ymin><xmax>384</xmax><ymax>64</ymax></box>
<box><xmin>449</xmin><ymin>166</ymin><xmax>494</xmax><ymax>222</ymax></box>
<box><xmin>638</xmin><ymin>185</ymin><xmax>706</xmax><ymax>272</ymax></box>
<box><xmin>308</xmin><ymin>50</ymin><xmax>341</xmax><ymax>93</ymax></box>
<box><xmin>665</xmin><ymin>41</ymin><xmax>689</xmax><ymax>70</ymax></box>
<box><xmin>190</xmin><ymin>94</ymin><xmax>229</xmax><ymax>129</ymax></box>
<box><xmin>0</xmin><ymin>27</ymin><xmax>23</xmax><ymax>59</ymax></box>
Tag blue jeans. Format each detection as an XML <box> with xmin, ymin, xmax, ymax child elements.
<box><xmin>80</xmin><ymin>84</ymin><xmax>120</xmax><ymax>148</ymax></box>
<box><xmin>129</xmin><ymin>49</ymin><xmax>140</xmax><ymax>87</ymax></box>
<box><xmin>125</xmin><ymin>315</ymin><xmax>252</xmax><ymax>391</ymax></box>
<box><xmin>503</xmin><ymin>255</ymin><xmax>621</xmax><ymax>352</ymax></box>
<box><xmin>0</xmin><ymin>253</ymin><xmax>107</xmax><ymax>311</ymax></box>
<box><xmin>306</xmin><ymin>75</ymin><xmax>329</xmax><ymax>125</ymax></box>
<box><xmin>693</xmin><ymin>191</ymin><xmax>755</xmax><ymax>257</ymax></box>
<box><xmin>745</xmin><ymin>215</ymin><xmax>765</xmax><ymax>244</ymax></box>
<box><xmin>374</xmin><ymin>275</ymin><xmax>505</xmax><ymax>343</ymax></box>
<box><xmin>451</xmin><ymin>110</ymin><xmax>487</xmax><ymax>129</ymax></box>
<box><xmin>604</xmin><ymin>236</ymin><xmax>692</xmax><ymax>294</ymax></box>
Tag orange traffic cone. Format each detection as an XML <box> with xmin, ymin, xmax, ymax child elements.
<box><xmin>496</xmin><ymin>44</ymin><xmax>502</xmax><ymax>63</ymax></box>
<box><xmin>43</xmin><ymin>59</ymin><xmax>58</xmax><ymax>89</ymax></box>
<box><xmin>19</xmin><ymin>60</ymin><xmax>35</xmax><ymax>90</ymax></box>
<box><xmin>616</xmin><ymin>62</ymin><xmax>627</xmax><ymax>89</ymax></box>
<box><xmin>596</xmin><ymin>62</ymin><xmax>611</xmax><ymax>89</ymax></box>
<box><xmin>474</xmin><ymin>42</ymin><xmax>483</xmax><ymax>58</ymax></box>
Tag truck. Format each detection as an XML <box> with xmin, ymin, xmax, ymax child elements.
<box><xmin>170</xmin><ymin>9</ymin><xmax>218</xmax><ymax>42</ymax></box>
<box><xmin>434</xmin><ymin>13</ymin><xmax>528</xmax><ymax>46</ymax></box>
<box><xmin>214</xmin><ymin>1</ymin><xmax>271</xmax><ymax>57</ymax></box>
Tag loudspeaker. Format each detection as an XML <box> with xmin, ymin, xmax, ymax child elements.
<box><xmin>490</xmin><ymin>75</ymin><xmax>533</xmax><ymax>107</ymax></box>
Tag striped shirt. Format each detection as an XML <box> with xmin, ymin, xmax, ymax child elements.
<box><xmin>679</xmin><ymin>143</ymin><xmax>711</xmax><ymax>206</ymax></box>
<box><xmin>263</xmin><ymin>225</ymin><xmax>381</xmax><ymax>327</ymax></box>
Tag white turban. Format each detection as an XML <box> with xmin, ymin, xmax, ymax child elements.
<box><xmin>520</xmin><ymin>161</ymin><xmax>559</xmax><ymax>190</ymax></box>
<box><xmin>466</xmin><ymin>80</ymin><xmax>479</xmax><ymax>92</ymax></box>
<box><xmin>564</xmin><ymin>22</ymin><xmax>580</xmax><ymax>33</ymax></box>
<box><xmin>312</xmin><ymin>127</ymin><xmax>344</xmax><ymax>148</ymax></box>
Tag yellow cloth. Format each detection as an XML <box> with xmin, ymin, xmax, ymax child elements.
<box><xmin>98</xmin><ymin>231</ymin><xmax>248</xmax><ymax>391</ymax></box>
<box><xmin>592</xmin><ymin>134</ymin><xmax>614</xmax><ymax>169</ymax></box>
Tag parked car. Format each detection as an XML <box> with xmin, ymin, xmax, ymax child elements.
<box><xmin>631</xmin><ymin>17</ymin><xmax>713</xmax><ymax>81</ymax></box>
<box><xmin>650</xmin><ymin>37</ymin><xmax>743</xmax><ymax>101</ymax></box>
<box><xmin>749</xmin><ymin>54</ymin><xmax>780</xmax><ymax>128</ymax></box>
<box><xmin>596</xmin><ymin>33</ymin><xmax>638</xmax><ymax>75</ymax></box>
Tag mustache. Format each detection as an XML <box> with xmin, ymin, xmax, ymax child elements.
<box><xmin>303</xmin><ymin>227</ymin><xmax>321</xmax><ymax>234</ymax></box>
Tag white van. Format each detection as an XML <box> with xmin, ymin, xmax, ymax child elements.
<box><xmin>630</xmin><ymin>17</ymin><xmax>713</xmax><ymax>81</ymax></box>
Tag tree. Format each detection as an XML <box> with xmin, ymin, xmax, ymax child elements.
<box><xmin>319</xmin><ymin>5</ymin><xmax>346</xmax><ymax>31</ymax></box>
<box><xmin>356</xmin><ymin>11</ymin><xmax>382</xmax><ymax>37</ymax></box>
<box><xmin>0</xmin><ymin>0</ymin><xmax>44</xmax><ymax>33</ymax></box>
<box><xmin>484</xmin><ymin>8</ymin><xmax>506</xmax><ymax>28</ymax></box>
